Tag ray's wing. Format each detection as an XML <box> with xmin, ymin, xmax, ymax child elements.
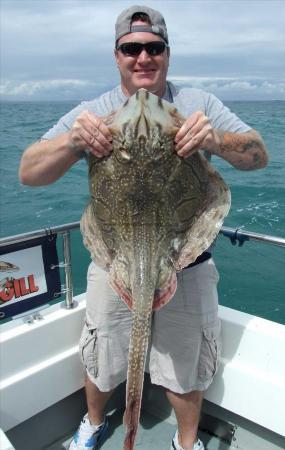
<box><xmin>80</xmin><ymin>112</ymin><xmax>119</xmax><ymax>270</ymax></box>
<box><xmin>158</xmin><ymin>108</ymin><xmax>231</xmax><ymax>270</ymax></box>
<box><xmin>174</xmin><ymin>153</ymin><xmax>231</xmax><ymax>270</ymax></box>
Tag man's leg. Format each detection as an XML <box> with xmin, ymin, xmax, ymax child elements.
<box><xmin>166</xmin><ymin>389</ymin><xmax>203</xmax><ymax>450</ymax></box>
<box><xmin>83</xmin><ymin>263</ymin><xmax>131</xmax><ymax>425</ymax></box>
<box><xmin>85</xmin><ymin>375</ymin><xmax>114</xmax><ymax>425</ymax></box>
<box><xmin>150</xmin><ymin>261</ymin><xmax>220</xmax><ymax>449</ymax></box>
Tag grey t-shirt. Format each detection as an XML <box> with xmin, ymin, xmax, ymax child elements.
<box><xmin>42</xmin><ymin>81</ymin><xmax>251</xmax><ymax>140</ymax></box>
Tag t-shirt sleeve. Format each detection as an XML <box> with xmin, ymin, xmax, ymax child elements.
<box><xmin>41</xmin><ymin>104</ymin><xmax>87</xmax><ymax>140</ymax></box>
<box><xmin>41</xmin><ymin>88</ymin><xmax>123</xmax><ymax>141</ymax></box>
<box><xmin>205</xmin><ymin>93</ymin><xmax>252</xmax><ymax>133</ymax></box>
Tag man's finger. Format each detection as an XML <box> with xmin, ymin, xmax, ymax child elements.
<box><xmin>174</xmin><ymin>112</ymin><xmax>202</xmax><ymax>143</ymax></box>
<box><xmin>175</xmin><ymin>116</ymin><xmax>210</xmax><ymax>151</ymax></box>
<box><xmin>85</xmin><ymin>116</ymin><xmax>112</xmax><ymax>152</ymax></box>
<box><xmin>87</xmin><ymin>111</ymin><xmax>113</xmax><ymax>142</ymax></box>
<box><xmin>74</xmin><ymin>127</ymin><xmax>108</xmax><ymax>158</ymax></box>
<box><xmin>177</xmin><ymin>125</ymin><xmax>211</xmax><ymax>157</ymax></box>
<box><xmin>175</xmin><ymin>128</ymin><xmax>193</xmax><ymax>151</ymax></box>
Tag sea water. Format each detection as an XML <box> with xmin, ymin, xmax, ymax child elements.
<box><xmin>0</xmin><ymin>99</ymin><xmax>284</xmax><ymax>324</ymax></box>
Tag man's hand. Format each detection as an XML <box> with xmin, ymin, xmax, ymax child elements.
<box><xmin>68</xmin><ymin>110</ymin><xmax>113</xmax><ymax>157</ymax></box>
<box><xmin>175</xmin><ymin>111</ymin><xmax>220</xmax><ymax>158</ymax></box>
<box><xmin>174</xmin><ymin>111</ymin><xmax>268</xmax><ymax>170</ymax></box>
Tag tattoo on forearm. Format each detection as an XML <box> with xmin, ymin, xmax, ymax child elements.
<box><xmin>216</xmin><ymin>131</ymin><xmax>267</xmax><ymax>170</ymax></box>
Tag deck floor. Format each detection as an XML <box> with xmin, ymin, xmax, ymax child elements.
<box><xmin>47</xmin><ymin>409</ymin><xmax>229</xmax><ymax>450</ymax></box>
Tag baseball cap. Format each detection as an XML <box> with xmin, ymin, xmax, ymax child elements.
<box><xmin>115</xmin><ymin>5</ymin><xmax>169</xmax><ymax>44</ymax></box>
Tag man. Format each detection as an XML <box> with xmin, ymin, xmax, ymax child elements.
<box><xmin>19</xmin><ymin>5</ymin><xmax>268</xmax><ymax>450</ymax></box>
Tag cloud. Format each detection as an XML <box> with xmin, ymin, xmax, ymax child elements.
<box><xmin>1</xmin><ymin>0</ymin><xmax>285</xmax><ymax>100</ymax></box>
<box><xmin>0</xmin><ymin>79</ymin><xmax>94</xmax><ymax>97</ymax></box>
<box><xmin>261</xmin><ymin>80</ymin><xmax>285</xmax><ymax>94</ymax></box>
<box><xmin>2</xmin><ymin>76</ymin><xmax>284</xmax><ymax>102</ymax></box>
<box><xmin>168</xmin><ymin>76</ymin><xmax>285</xmax><ymax>100</ymax></box>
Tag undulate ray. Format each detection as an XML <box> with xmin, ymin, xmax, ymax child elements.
<box><xmin>80</xmin><ymin>89</ymin><xmax>231</xmax><ymax>450</ymax></box>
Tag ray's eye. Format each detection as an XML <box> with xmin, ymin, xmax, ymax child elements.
<box><xmin>115</xmin><ymin>147</ymin><xmax>132</xmax><ymax>163</ymax></box>
<box><xmin>120</xmin><ymin>149</ymin><xmax>131</xmax><ymax>160</ymax></box>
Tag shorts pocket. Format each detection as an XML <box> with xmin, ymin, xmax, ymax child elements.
<box><xmin>79</xmin><ymin>325</ymin><xmax>99</xmax><ymax>378</ymax></box>
<box><xmin>198</xmin><ymin>321</ymin><xmax>221</xmax><ymax>383</ymax></box>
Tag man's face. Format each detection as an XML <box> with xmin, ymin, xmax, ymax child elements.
<box><xmin>115</xmin><ymin>22</ymin><xmax>170</xmax><ymax>97</ymax></box>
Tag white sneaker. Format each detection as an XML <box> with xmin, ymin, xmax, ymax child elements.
<box><xmin>69</xmin><ymin>413</ymin><xmax>108</xmax><ymax>450</ymax></box>
<box><xmin>170</xmin><ymin>430</ymin><xmax>204</xmax><ymax>450</ymax></box>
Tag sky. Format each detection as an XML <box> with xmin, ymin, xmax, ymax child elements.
<box><xmin>1</xmin><ymin>0</ymin><xmax>285</xmax><ymax>101</ymax></box>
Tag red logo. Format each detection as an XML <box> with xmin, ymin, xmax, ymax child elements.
<box><xmin>0</xmin><ymin>275</ymin><xmax>39</xmax><ymax>302</ymax></box>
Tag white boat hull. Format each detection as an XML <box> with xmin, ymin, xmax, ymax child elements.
<box><xmin>1</xmin><ymin>293</ymin><xmax>284</xmax><ymax>448</ymax></box>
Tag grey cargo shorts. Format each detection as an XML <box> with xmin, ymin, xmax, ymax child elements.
<box><xmin>79</xmin><ymin>258</ymin><xmax>221</xmax><ymax>394</ymax></box>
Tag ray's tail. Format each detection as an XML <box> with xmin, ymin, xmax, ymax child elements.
<box><xmin>123</xmin><ymin>309</ymin><xmax>152</xmax><ymax>450</ymax></box>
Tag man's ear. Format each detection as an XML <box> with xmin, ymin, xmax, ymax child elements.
<box><xmin>114</xmin><ymin>48</ymin><xmax>119</xmax><ymax>65</ymax></box>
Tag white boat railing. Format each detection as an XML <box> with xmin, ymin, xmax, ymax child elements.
<box><xmin>0</xmin><ymin>222</ymin><xmax>284</xmax><ymax>314</ymax></box>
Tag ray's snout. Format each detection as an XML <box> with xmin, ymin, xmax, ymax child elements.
<box><xmin>112</xmin><ymin>89</ymin><xmax>173</xmax><ymax>139</ymax></box>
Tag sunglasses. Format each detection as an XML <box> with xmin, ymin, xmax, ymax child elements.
<box><xmin>116</xmin><ymin>41</ymin><xmax>168</xmax><ymax>57</ymax></box>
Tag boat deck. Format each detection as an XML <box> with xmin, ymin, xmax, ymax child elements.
<box><xmin>6</xmin><ymin>380</ymin><xmax>284</xmax><ymax>450</ymax></box>
<box><xmin>47</xmin><ymin>408</ymin><xmax>227</xmax><ymax>450</ymax></box>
